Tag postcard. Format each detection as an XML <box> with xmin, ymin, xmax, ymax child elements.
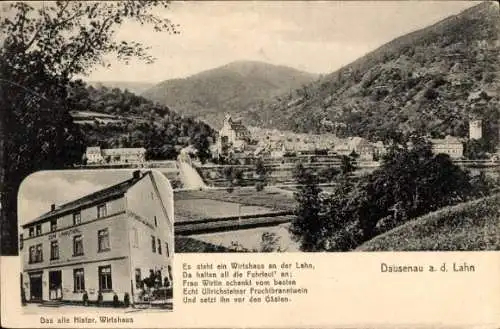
<box><xmin>1</xmin><ymin>1</ymin><xmax>499</xmax><ymax>328</ymax></box>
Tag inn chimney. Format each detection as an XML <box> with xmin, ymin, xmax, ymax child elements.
<box><xmin>133</xmin><ymin>170</ymin><xmax>141</xmax><ymax>179</ymax></box>
<box><xmin>50</xmin><ymin>204</ymin><xmax>56</xmax><ymax>211</ymax></box>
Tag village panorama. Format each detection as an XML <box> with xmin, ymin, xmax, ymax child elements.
<box><xmin>65</xmin><ymin>3</ymin><xmax>500</xmax><ymax>255</ymax></box>
<box><xmin>5</xmin><ymin>0</ymin><xmax>500</xmax><ymax>270</ymax></box>
<box><xmin>74</xmin><ymin>106</ymin><xmax>500</xmax><ymax>253</ymax></box>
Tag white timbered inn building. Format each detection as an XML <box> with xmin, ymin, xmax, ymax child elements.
<box><xmin>20</xmin><ymin>170</ymin><xmax>174</xmax><ymax>306</ymax></box>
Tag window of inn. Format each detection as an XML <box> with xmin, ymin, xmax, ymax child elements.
<box><xmin>135</xmin><ymin>269</ymin><xmax>142</xmax><ymax>289</ymax></box>
<box><xmin>19</xmin><ymin>234</ymin><xmax>23</xmax><ymax>250</ymax></box>
<box><xmin>154</xmin><ymin>216</ymin><xmax>157</xmax><ymax>227</ymax></box>
<box><xmin>158</xmin><ymin>239</ymin><xmax>162</xmax><ymax>254</ymax></box>
<box><xmin>98</xmin><ymin>228</ymin><xmax>110</xmax><ymax>252</ymax></box>
<box><xmin>50</xmin><ymin>240</ymin><xmax>59</xmax><ymax>260</ymax></box>
<box><xmin>151</xmin><ymin>236</ymin><xmax>156</xmax><ymax>253</ymax></box>
<box><xmin>50</xmin><ymin>218</ymin><xmax>57</xmax><ymax>232</ymax></box>
<box><xmin>50</xmin><ymin>219</ymin><xmax>57</xmax><ymax>232</ymax></box>
<box><xmin>132</xmin><ymin>228</ymin><xmax>138</xmax><ymax>248</ymax></box>
<box><xmin>35</xmin><ymin>244</ymin><xmax>43</xmax><ymax>262</ymax></box>
<box><xmin>165</xmin><ymin>242</ymin><xmax>169</xmax><ymax>258</ymax></box>
<box><xmin>73</xmin><ymin>235</ymin><xmax>84</xmax><ymax>256</ymax></box>
<box><xmin>98</xmin><ymin>266</ymin><xmax>112</xmax><ymax>291</ymax></box>
<box><xmin>73</xmin><ymin>268</ymin><xmax>85</xmax><ymax>292</ymax></box>
<box><xmin>97</xmin><ymin>204</ymin><xmax>107</xmax><ymax>218</ymax></box>
<box><xmin>35</xmin><ymin>225</ymin><xmax>41</xmax><ymax>236</ymax></box>
<box><xmin>73</xmin><ymin>212</ymin><xmax>81</xmax><ymax>225</ymax></box>
<box><xmin>29</xmin><ymin>227</ymin><xmax>34</xmax><ymax>237</ymax></box>
<box><xmin>29</xmin><ymin>246</ymin><xmax>35</xmax><ymax>264</ymax></box>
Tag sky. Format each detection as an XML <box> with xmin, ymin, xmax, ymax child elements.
<box><xmin>83</xmin><ymin>1</ymin><xmax>477</xmax><ymax>83</ymax></box>
<box><xmin>17</xmin><ymin>170</ymin><xmax>135</xmax><ymax>226</ymax></box>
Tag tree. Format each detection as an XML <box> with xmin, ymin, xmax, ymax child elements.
<box><xmin>223</xmin><ymin>166</ymin><xmax>234</xmax><ymax>183</ymax></box>
<box><xmin>259</xmin><ymin>232</ymin><xmax>282</xmax><ymax>252</ymax></box>
<box><xmin>318</xmin><ymin>166</ymin><xmax>340</xmax><ymax>183</ymax></box>
<box><xmin>340</xmin><ymin>155</ymin><xmax>355</xmax><ymax>175</ymax></box>
<box><xmin>192</xmin><ymin>132</ymin><xmax>211</xmax><ymax>164</ymax></box>
<box><xmin>255</xmin><ymin>157</ymin><xmax>267</xmax><ymax>178</ymax></box>
<box><xmin>233</xmin><ymin>168</ymin><xmax>244</xmax><ymax>186</ymax></box>
<box><xmin>464</xmin><ymin>139</ymin><xmax>489</xmax><ymax>160</ymax></box>
<box><xmin>289</xmin><ymin>163</ymin><xmax>324</xmax><ymax>251</ymax></box>
<box><xmin>254</xmin><ymin>157</ymin><xmax>269</xmax><ymax>191</ymax></box>
<box><xmin>290</xmin><ymin>137</ymin><xmax>483</xmax><ymax>252</ymax></box>
<box><xmin>1</xmin><ymin>1</ymin><xmax>179</xmax><ymax>254</ymax></box>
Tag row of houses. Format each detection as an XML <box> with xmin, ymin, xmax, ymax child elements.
<box><xmin>85</xmin><ymin>146</ymin><xmax>146</xmax><ymax>164</ymax></box>
<box><xmin>215</xmin><ymin>114</ymin><xmax>486</xmax><ymax>160</ymax></box>
<box><xmin>82</xmin><ymin>117</ymin><xmax>486</xmax><ymax>164</ymax></box>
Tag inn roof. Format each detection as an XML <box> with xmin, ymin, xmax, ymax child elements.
<box><xmin>22</xmin><ymin>171</ymin><xmax>150</xmax><ymax>228</ymax></box>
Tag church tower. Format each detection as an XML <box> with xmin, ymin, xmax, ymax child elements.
<box><xmin>469</xmin><ymin>119</ymin><xmax>482</xmax><ymax>140</ymax></box>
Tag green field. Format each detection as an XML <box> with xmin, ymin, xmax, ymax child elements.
<box><xmin>357</xmin><ymin>193</ymin><xmax>500</xmax><ymax>251</ymax></box>
<box><xmin>175</xmin><ymin>188</ymin><xmax>297</xmax><ymax>212</ymax></box>
<box><xmin>175</xmin><ymin>198</ymin><xmax>276</xmax><ymax>222</ymax></box>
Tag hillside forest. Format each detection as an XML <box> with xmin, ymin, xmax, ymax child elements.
<box><xmin>242</xmin><ymin>2</ymin><xmax>499</xmax><ymax>151</ymax></box>
<box><xmin>68</xmin><ymin>81</ymin><xmax>215</xmax><ymax>161</ymax></box>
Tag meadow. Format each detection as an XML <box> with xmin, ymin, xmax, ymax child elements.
<box><xmin>357</xmin><ymin>193</ymin><xmax>500</xmax><ymax>251</ymax></box>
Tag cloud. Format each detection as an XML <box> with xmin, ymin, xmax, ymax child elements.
<box><xmin>18</xmin><ymin>172</ymin><xmax>107</xmax><ymax>225</ymax></box>
<box><xmin>84</xmin><ymin>1</ymin><xmax>477</xmax><ymax>83</ymax></box>
<box><xmin>17</xmin><ymin>170</ymin><xmax>136</xmax><ymax>225</ymax></box>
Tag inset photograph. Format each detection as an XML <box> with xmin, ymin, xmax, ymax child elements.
<box><xmin>18</xmin><ymin>170</ymin><xmax>174</xmax><ymax>313</ymax></box>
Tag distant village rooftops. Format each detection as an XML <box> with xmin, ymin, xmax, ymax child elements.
<box><xmin>429</xmin><ymin>135</ymin><xmax>463</xmax><ymax>144</ymax></box>
<box><xmin>101</xmin><ymin>148</ymin><xmax>146</xmax><ymax>155</ymax></box>
<box><xmin>86</xmin><ymin>146</ymin><xmax>101</xmax><ymax>153</ymax></box>
<box><xmin>214</xmin><ymin>113</ymin><xmax>490</xmax><ymax>162</ymax></box>
<box><xmin>85</xmin><ymin>146</ymin><xmax>146</xmax><ymax>164</ymax></box>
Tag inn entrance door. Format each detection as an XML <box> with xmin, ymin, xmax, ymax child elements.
<box><xmin>48</xmin><ymin>270</ymin><xmax>62</xmax><ymax>300</ymax></box>
<box><xmin>29</xmin><ymin>272</ymin><xmax>43</xmax><ymax>301</ymax></box>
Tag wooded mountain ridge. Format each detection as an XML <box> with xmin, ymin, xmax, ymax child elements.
<box><xmin>88</xmin><ymin>81</ymin><xmax>155</xmax><ymax>95</ymax></box>
<box><xmin>141</xmin><ymin>60</ymin><xmax>319</xmax><ymax>128</ymax></box>
<box><xmin>244</xmin><ymin>2</ymin><xmax>499</xmax><ymax>147</ymax></box>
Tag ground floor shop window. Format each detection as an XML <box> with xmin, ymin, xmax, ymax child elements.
<box><xmin>98</xmin><ymin>265</ymin><xmax>112</xmax><ymax>291</ymax></box>
<box><xmin>73</xmin><ymin>268</ymin><xmax>85</xmax><ymax>292</ymax></box>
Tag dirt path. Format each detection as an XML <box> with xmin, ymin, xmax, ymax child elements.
<box><xmin>177</xmin><ymin>153</ymin><xmax>207</xmax><ymax>190</ymax></box>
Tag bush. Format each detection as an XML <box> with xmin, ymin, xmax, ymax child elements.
<box><xmin>255</xmin><ymin>182</ymin><xmax>265</xmax><ymax>192</ymax></box>
<box><xmin>97</xmin><ymin>292</ymin><xmax>103</xmax><ymax>306</ymax></box>
<box><xmin>82</xmin><ymin>292</ymin><xmax>89</xmax><ymax>306</ymax></box>
<box><xmin>113</xmin><ymin>293</ymin><xmax>119</xmax><ymax>307</ymax></box>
